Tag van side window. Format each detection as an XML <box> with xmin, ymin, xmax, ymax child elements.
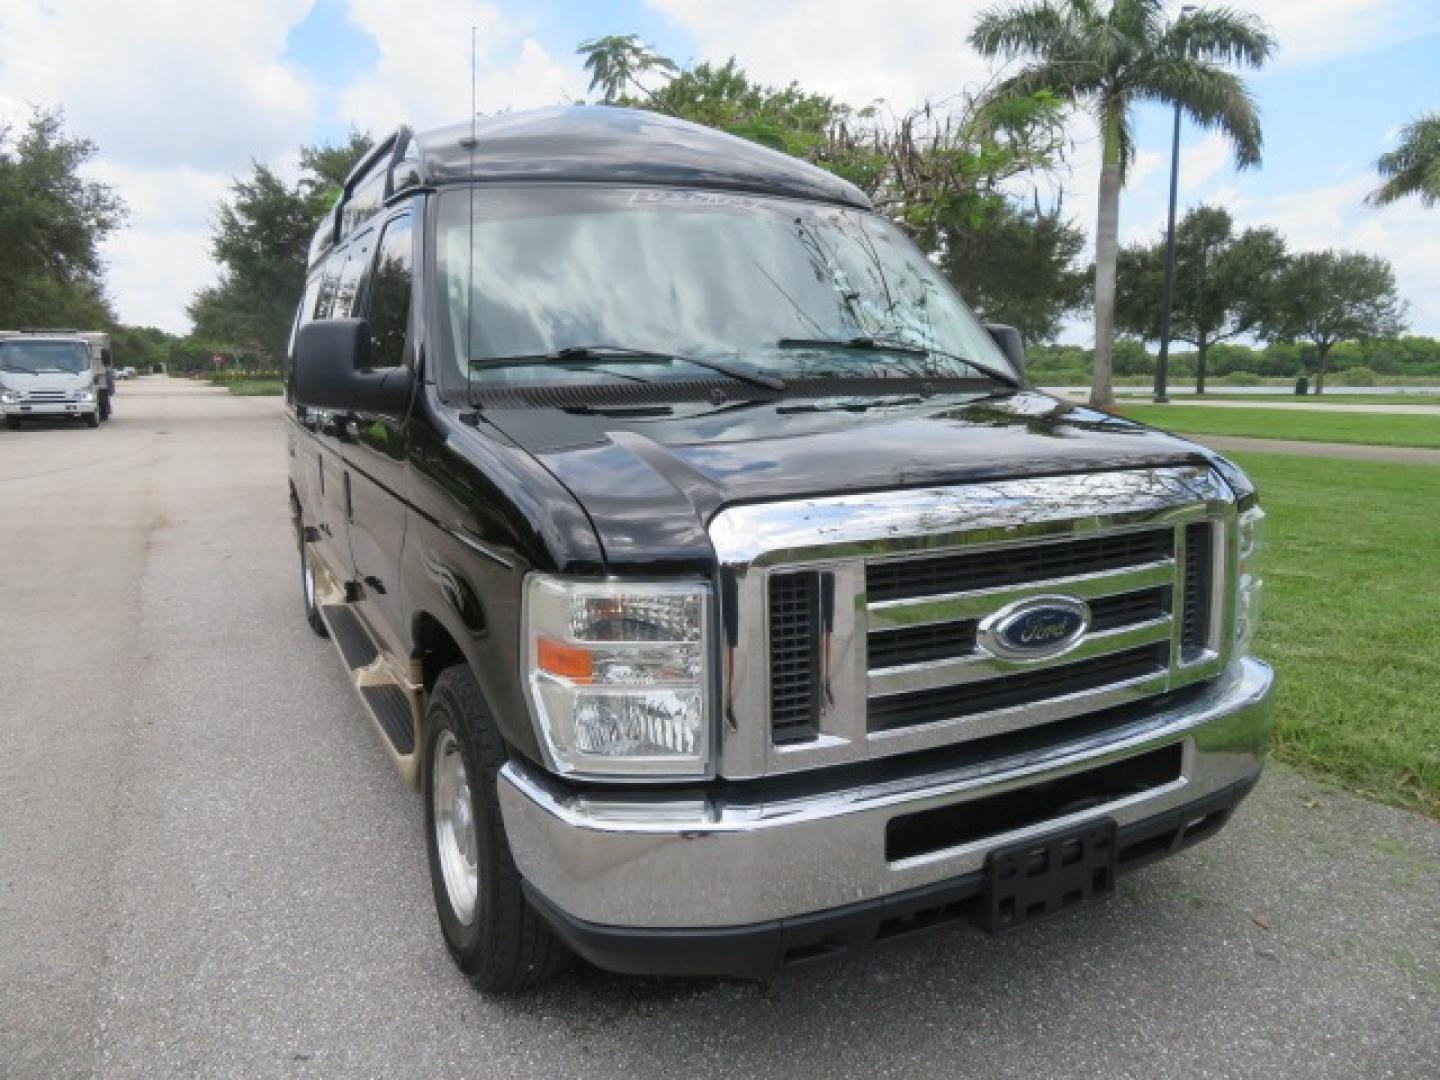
<box><xmin>365</xmin><ymin>216</ymin><xmax>414</xmax><ymax>369</ymax></box>
<box><xmin>314</xmin><ymin>256</ymin><xmax>342</xmax><ymax>320</ymax></box>
<box><xmin>333</xmin><ymin>234</ymin><xmax>373</xmax><ymax>319</ymax></box>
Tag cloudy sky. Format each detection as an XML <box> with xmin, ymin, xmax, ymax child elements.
<box><xmin>1</xmin><ymin>0</ymin><xmax>1437</xmax><ymax>339</ymax></box>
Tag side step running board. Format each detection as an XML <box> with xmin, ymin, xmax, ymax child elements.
<box><xmin>324</xmin><ymin>604</ymin><xmax>379</xmax><ymax>669</ymax></box>
<box><xmin>361</xmin><ymin>684</ymin><xmax>416</xmax><ymax>755</ymax></box>
<box><xmin>318</xmin><ymin>600</ymin><xmax>422</xmax><ymax>787</ymax></box>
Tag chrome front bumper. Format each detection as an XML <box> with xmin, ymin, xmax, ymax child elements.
<box><xmin>499</xmin><ymin>657</ymin><xmax>1274</xmax><ymax>931</ymax></box>
<box><xmin>1</xmin><ymin>401</ymin><xmax>94</xmax><ymax>416</ymax></box>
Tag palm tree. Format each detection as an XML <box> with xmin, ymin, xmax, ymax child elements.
<box><xmin>970</xmin><ymin>1</ymin><xmax>1274</xmax><ymax>406</ymax></box>
<box><xmin>576</xmin><ymin>35</ymin><xmax>677</xmax><ymax>106</ymax></box>
<box><xmin>1368</xmin><ymin>113</ymin><xmax>1440</xmax><ymax>209</ymax></box>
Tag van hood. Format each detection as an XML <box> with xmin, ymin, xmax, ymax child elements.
<box><xmin>478</xmin><ymin>389</ymin><xmax>1234</xmax><ymax>573</ymax></box>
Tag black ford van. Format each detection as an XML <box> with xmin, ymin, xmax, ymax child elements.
<box><xmin>288</xmin><ymin>106</ymin><xmax>1272</xmax><ymax>991</ymax></box>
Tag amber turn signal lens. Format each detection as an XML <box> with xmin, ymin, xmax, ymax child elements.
<box><xmin>536</xmin><ymin>636</ymin><xmax>594</xmax><ymax>682</ymax></box>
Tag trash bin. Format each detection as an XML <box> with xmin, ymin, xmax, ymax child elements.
<box><xmin>1294</xmin><ymin>376</ymin><xmax>1309</xmax><ymax>396</ymax></box>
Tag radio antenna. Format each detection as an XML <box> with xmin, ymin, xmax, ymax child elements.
<box><xmin>463</xmin><ymin>24</ymin><xmax>478</xmax><ymax>405</ymax></box>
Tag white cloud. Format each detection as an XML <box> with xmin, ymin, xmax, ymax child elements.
<box><xmin>651</xmin><ymin>0</ymin><xmax>1440</xmax><ymax>107</ymax></box>
<box><xmin>337</xmin><ymin>0</ymin><xmax>585</xmax><ymax>133</ymax></box>
<box><xmin>80</xmin><ymin>162</ymin><xmax>232</xmax><ymax>331</ymax></box>
<box><xmin>1180</xmin><ymin>132</ymin><xmax>1231</xmax><ymax>195</ymax></box>
<box><xmin>1243</xmin><ymin>0</ymin><xmax>1440</xmax><ymax>68</ymax></box>
<box><xmin>650</xmin><ymin>0</ymin><xmax>997</xmax><ymax>107</ymax></box>
<box><xmin>0</xmin><ymin>0</ymin><xmax>317</xmax><ymax>172</ymax></box>
<box><xmin>1242</xmin><ymin>175</ymin><xmax>1440</xmax><ymax>334</ymax></box>
<box><xmin>0</xmin><ymin>0</ymin><xmax>321</xmax><ymax>332</ymax></box>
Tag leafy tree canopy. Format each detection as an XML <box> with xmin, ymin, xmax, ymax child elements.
<box><xmin>1115</xmin><ymin>204</ymin><xmax>1287</xmax><ymax>391</ymax></box>
<box><xmin>1257</xmin><ymin>250</ymin><xmax>1407</xmax><ymax>392</ymax></box>
<box><xmin>0</xmin><ymin>108</ymin><xmax>125</xmax><ymax>329</ymax></box>
<box><xmin>188</xmin><ymin>132</ymin><xmax>373</xmax><ymax>365</ymax></box>
<box><xmin>1369</xmin><ymin>112</ymin><xmax>1440</xmax><ymax>209</ymax></box>
<box><xmin>970</xmin><ymin>0</ymin><xmax>1275</xmax><ymax>404</ymax></box>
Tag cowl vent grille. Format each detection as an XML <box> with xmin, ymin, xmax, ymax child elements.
<box><xmin>472</xmin><ymin>375</ymin><xmax>997</xmax><ymax>411</ymax></box>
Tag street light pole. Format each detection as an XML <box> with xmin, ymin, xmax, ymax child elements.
<box><xmin>1154</xmin><ymin>4</ymin><xmax>1195</xmax><ymax>404</ymax></box>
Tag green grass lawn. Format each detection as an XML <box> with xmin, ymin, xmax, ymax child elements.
<box><xmin>1115</xmin><ymin>392</ymin><xmax>1440</xmax><ymax>407</ymax></box>
<box><xmin>1120</xmin><ymin>404</ymin><xmax>1440</xmax><ymax>449</ymax></box>
<box><xmin>221</xmin><ymin>378</ymin><xmax>285</xmax><ymax>396</ymax></box>
<box><xmin>1234</xmin><ymin>453</ymin><xmax>1440</xmax><ymax>816</ymax></box>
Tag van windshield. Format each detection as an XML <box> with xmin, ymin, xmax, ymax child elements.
<box><xmin>0</xmin><ymin>340</ymin><xmax>90</xmax><ymax>375</ymax></box>
<box><xmin>434</xmin><ymin>186</ymin><xmax>1015</xmax><ymax>387</ymax></box>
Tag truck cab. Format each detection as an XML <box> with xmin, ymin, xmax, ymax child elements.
<box><xmin>287</xmin><ymin>107</ymin><xmax>1272</xmax><ymax>991</ymax></box>
<box><xmin>0</xmin><ymin>330</ymin><xmax>103</xmax><ymax>429</ymax></box>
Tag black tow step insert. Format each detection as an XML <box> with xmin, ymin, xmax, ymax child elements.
<box><xmin>361</xmin><ymin>684</ymin><xmax>415</xmax><ymax>754</ymax></box>
<box><xmin>323</xmin><ymin>605</ymin><xmax>378</xmax><ymax>669</ymax></box>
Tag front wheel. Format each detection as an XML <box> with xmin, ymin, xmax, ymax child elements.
<box><xmin>298</xmin><ymin>525</ymin><xmax>328</xmax><ymax>637</ymax></box>
<box><xmin>98</xmin><ymin>391</ymin><xmax>111</xmax><ymax>421</ymax></box>
<box><xmin>82</xmin><ymin>412</ymin><xmax>100</xmax><ymax>428</ymax></box>
<box><xmin>4</xmin><ymin>416</ymin><xmax>20</xmax><ymax>431</ymax></box>
<box><xmin>423</xmin><ymin>665</ymin><xmax>570</xmax><ymax>992</ymax></box>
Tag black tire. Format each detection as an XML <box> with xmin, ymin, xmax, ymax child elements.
<box><xmin>4</xmin><ymin>416</ymin><xmax>20</xmax><ymax>431</ymax></box>
<box><xmin>82</xmin><ymin>411</ymin><xmax>100</xmax><ymax>428</ymax></box>
<box><xmin>298</xmin><ymin>526</ymin><xmax>328</xmax><ymax>637</ymax></box>
<box><xmin>98</xmin><ymin>391</ymin><xmax>111</xmax><ymax>421</ymax></box>
<box><xmin>423</xmin><ymin>665</ymin><xmax>570</xmax><ymax>992</ymax></box>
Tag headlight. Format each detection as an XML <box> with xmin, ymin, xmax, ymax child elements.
<box><xmin>74</xmin><ymin>388</ymin><xmax>95</xmax><ymax>402</ymax></box>
<box><xmin>1234</xmin><ymin>505</ymin><xmax>1265</xmax><ymax>654</ymax></box>
<box><xmin>524</xmin><ymin>576</ymin><xmax>712</xmax><ymax>780</ymax></box>
<box><xmin>0</xmin><ymin>390</ymin><xmax>21</xmax><ymax>404</ymax></box>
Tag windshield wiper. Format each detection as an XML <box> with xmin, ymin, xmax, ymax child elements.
<box><xmin>472</xmin><ymin>345</ymin><xmax>787</xmax><ymax>392</ymax></box>
<box><xmin>776</xmin><ymin>336</ymin><xmax>1020</xmax><ymax>390</ymax></box>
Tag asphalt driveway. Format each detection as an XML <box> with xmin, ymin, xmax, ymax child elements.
<box><xmin>1</xmin><ymin>379</ymin><xmax>1436</xmax><ymax>1079</ymax></box>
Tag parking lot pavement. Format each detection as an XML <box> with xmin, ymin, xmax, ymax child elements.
<box><xmin>2</xmin><ymin>378</ymin><xmax>1437</xmax><ymax>1079</ymax></box>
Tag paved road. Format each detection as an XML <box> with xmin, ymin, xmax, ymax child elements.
<box><xmin>2</xmin><ymin>379</ymin><xmax>1437</xmax><ymax>1079</ymax></box>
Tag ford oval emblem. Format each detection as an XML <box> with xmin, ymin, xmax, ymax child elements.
<box><xmin>979</xmin><ymin>596</ymin><xmax>1091</xmax><ymax>660</ymax></box>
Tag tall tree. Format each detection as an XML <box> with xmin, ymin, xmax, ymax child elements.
<box><xmin>300</xmin><ymin>128</ymin><xmax>375</xmax><ymax>202</ymax></box>
<box><xmin>0</xmin><ymin>108</ymin><xmax>125</xmax><ymax>328</ymax></box>
<box><xmin>943</xmin><ymin>198</ymin><xmax>1087</xmax><ymax>342</ymax></box>
<box><xmin>1368</xmin><ymin>112</ymin><xmax>1440</xmax><ymax>209</ymax></box>
<box><xmin>189</xmin><ymin>134</ymin><xmax>372</xmax><ymax>365</ymax></box>
<box><xmin>576</xmin><ymin>35</ymin><xmax>677</xmax><ymax>105</ymax></box>
<box><xmin>1259</xmin><ymin>251</ymin><xmax>1406</xmax><ymax>393</ymax></box>
<box><xmin>644</xmin><ymin>58</ymin><xmax>839</xmax><ymax>158</ymax></box>
<box><xmin>970</xmin><ymin>0</ymin><xmax>1274</xmax><ymax>406</ymax></box>
<box><xmin>1115</xmin><ymin>205</ymin><xmax>1285</xmax><ymax>392</ymax></box>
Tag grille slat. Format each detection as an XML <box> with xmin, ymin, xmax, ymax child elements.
<box><xmin>867</xmin><ymin>586</ymin><xmax>1172</xmax><ymax>670</ymax></box>
<box><xmin>1181</xmin><ymin>523</ymin><xmax>1213</xmax><ymax>659</ymax></box>
<box><xmin>769</xmin><ymin>572</ymin><xmax>821</xmax><ymax>742</ymax></box>
<box><xmin>867</xmin><ymin>530</ymin><xmax>1175</xmax><ymax>604</ymax></box>
<box><xmin>868</xmin><ymin>644</ymin><xmax>1170</xmax><ymax>732</ymax></box>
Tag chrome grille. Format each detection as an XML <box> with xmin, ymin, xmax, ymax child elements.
<box><xmin>1181</xmin><ymin>522</ymin><xmax>1214</xmax><ymax>660</ymax></box>
<box><xmin>768</xmin><ymin>571</ymin><xmax>822</xmax><ymax>742</ymax></box>
<box><xmin>716</xmin><ymin>467</ymin><xmax>1236</xmax><ymax>779</ymax></box>
<box><xmin>867</xmin><ymin>529</ymin><xmax>1174</xmax><ymax>602</ymax></box>
<box><xmin>26</xmin><ymin>390</ymin><xmax>68</xmax><ymax>402</ymax></box>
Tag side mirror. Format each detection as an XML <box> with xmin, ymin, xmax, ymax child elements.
<box><xmin>294</xmin><ymin>319</ymin><xmax>413</xmax><ymax>414</ymax></box>
<box><xmin>984</xmin><ymin>323</ymin><xmax>1027</xmax><ymax>383</ymax></box>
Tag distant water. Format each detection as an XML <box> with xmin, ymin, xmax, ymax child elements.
<box><xmin>1041</xmin><ymin>385</ymin><xmax>1440</xmax><ymax>397</ymax></box>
